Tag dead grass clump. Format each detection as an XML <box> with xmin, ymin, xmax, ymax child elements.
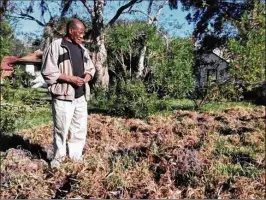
<box><xmin>19</xmin><ymin>125</ymin><xmax>53</xmax><ymax>146</ymax></box>
<box><xmin>150</xmin><ymin>148</ymin><xmax>209</xmax><ymax>187</ymax></box>
<box><xmin>124</xmin><ymin>118</ymin><xmax>151</xmax><ymax>132</ymax></box>
<box><xmin>0</xmin><ymin>148</ymin><xmax>51</xmax><ymax>199</ymax></box>
<box><xmin>233</xmin><ymin>173</ymin><xmax>265</xmax><ymax>199</ymax></box>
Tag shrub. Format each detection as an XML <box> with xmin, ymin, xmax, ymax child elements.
<box><xmin>148</xmin><ymin>38</ymin><xmax>195</xmax><ymax>98</ymax></box>
<box><xmin>89</xmin><ymin>86</ymin><xmax>114</xmax><ymax>110</ymax></box>
<box><xmin>90</xmin><ymin>80</ymin><xmax>172</xmax><ymax>118</ymax></box>
<box><xmin>2</xmin><ymin>80</ymin><xmax>43</xmax><ymax>104</ymax></box>
<box><xmin>10</xmin><ymin>66</ymin><xmax>35</xmax><ymax>88</ymax></box>
<box><xmin>0</xmin><ymin>105</ymin><xmax>27</xmax><ymax>134</ymax></box>
<box><xmin>1</xmin><ymin>74</ymin><xmax>48</xmax><ymax>133</ymax></box>
<box><xmin>109</xmin><ymin>80</ymin><xmax>158</xmax><ymax>119</ymax></box>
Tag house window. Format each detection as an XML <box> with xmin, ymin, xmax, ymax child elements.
<box><xmin>219</xmin><ymin>69</ymin><xmax>225</xmax><ymax>78</ymax></box>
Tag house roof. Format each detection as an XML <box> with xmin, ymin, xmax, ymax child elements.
<box><xmin>14</xmin><ymin>50</ymin><xmax>43</xmax><ymax>64</ymax></box>
<box><xmin>1</xmin><ymin>56</ymin><xmax>19</xmax><ymax>70</ymax></box>
<box><xmin>212</xmin><ymin>48</ymin><xmax>230</xmax><ymax>62</ymax></box>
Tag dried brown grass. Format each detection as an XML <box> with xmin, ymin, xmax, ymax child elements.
<box><xmin>1</xmin><ymin>106</ymin><xmax>265</xmax><ymax>199</ymax></box>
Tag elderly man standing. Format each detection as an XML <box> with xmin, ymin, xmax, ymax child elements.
<box><xmin>41</xmin><ymin>18</ymin><xmax>96</xmax><ymax>168</ymax></box>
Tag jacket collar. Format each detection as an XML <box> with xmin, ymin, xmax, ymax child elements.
<box><xmin>61</xmin><ymin>37</ymin><xmax>85</xmax><ymax>54</ymax></box>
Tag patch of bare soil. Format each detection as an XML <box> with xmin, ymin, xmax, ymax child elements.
<box><xmin>1</xmin><ymin>106</ymin><xmax>265</xmax><ymax>199</ymax></box>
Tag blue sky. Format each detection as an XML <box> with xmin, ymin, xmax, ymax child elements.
<box><xmin>13</xmin><ymin>1</ymin><xmax>194</xmax><ymax>40</ymax></box>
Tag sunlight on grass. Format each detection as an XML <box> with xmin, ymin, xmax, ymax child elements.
<box><xmin>215</xmin><ymin>163</ymin><xmax>262</xmax><ymax>178</ymax></box>
<box><xmin>215</xmin><ymin>138</ymin><xmax>257</xmax><ymax>158</ymax></box>
<box><xmin>17</xmin><ymin>106</ymin><xmax>52</xmax><ymax>130</ymax></box>
<box><xmin>155</xmin><ymin>98</ymin><xmax>259</xmax><ymax>115</ymax></box>
<box><xmin>200</xmin><ymin>101</ymin><xmax>258</xmax><ymax>113</ymax></box>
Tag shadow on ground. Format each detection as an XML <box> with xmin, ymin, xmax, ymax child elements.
<box><xmin>0</xmin><ymin>133</ymin><xmax>49</xmax><ymax>162</ymax></box>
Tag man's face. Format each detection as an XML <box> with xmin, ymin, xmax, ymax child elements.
<box><xmin>69</xmin><ymin>23</ymin><xmax>85</xmax><ymax>44</ymax></box>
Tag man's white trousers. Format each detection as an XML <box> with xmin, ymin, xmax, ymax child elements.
<box><xmin>51</xmin><ymin>95</ymin><xmax>87</xmax><ymax>161</ymax></box>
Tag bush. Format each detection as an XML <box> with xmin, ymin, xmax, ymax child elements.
<box><xmin>148</xmin><ymin>38</ymin><xmax>195</xmax><ymax>98</ymax></box>
<box><xmin>89</xmin><ymin>86</ymin><xmax>114</xmax><ymax>110</ymax></box>
<box><xmin>2</xmin><ymin>80</ymin><xmax>43</xmax><ymax>104</ymax></box>
<box><xmin>217</xmin><ymin>82</ymin><xmax>244</xmax><ymax>101</ymax></box>
<box><xmin>10</xmin><ymin>66</ymin><xmax>35</xmax><ymax>88</ymax></box>
<box><xmin>90</xmin><ymin>80</ymin><xmax>162</xmax><ymax>119</ymax></box>
<box><xmin>109</xmin><ymin>80</ymin><xmax>158</xmax><ymax>119</ymax></box>
<box><xmin>1</xmin><ymin>74</ymin><xmax>49</xmax><ymax>133</ymax></box>
<box><xmin>0</xmin><ymin>105</ymin><xmax>27</xmax><ymax>134</ymax></box>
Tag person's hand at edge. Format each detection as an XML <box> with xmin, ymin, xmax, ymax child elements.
<box><xmin>83</xmin><ymin>73</ymin><xmax>92</xmax><ymax>83</ymax></box>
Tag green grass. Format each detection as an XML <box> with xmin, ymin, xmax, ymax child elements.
<box><xmin>165</xmin><ymin>98</ymin><xmax>195</xmax><ymax>111</ymax></box>
<box><xmin>154</xmin><ymin>98</ymin><xmax>258</xmax><ymax>115</ymax></box>
<box><xmin>200</xmin><ymin>101</ymin><xmax>258</xmax><ymax>113</ymax></box>
<box><xmin>17</xmin><ymin>106</ymin><xmax>52</xmax><ymax>130</ymax></box>
<box><xmin>215</xmin><ymin>138</ymin><xmax>257</xmax><ymax>158</ymax></box>
<box><xmin>215</xmin><ymin>163</ymin><xmax>262</xmax><ymax>178</ymax></box>
<box><xmin>213</xmin><ymin>134</ymin><xmax>264</xmax><ymax>179</ymax></box>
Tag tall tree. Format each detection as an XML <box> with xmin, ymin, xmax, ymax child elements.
<box><xmin>228</xmin><ymin>0</ymin><xmax>265</xmax><ymax>86</ymax></box>
<box><xmin>177</xmin><ymin>0</ymin><xmax>256</xmax><ymax>51</ymax></box>
<box><xmin>0</xmin><ymin>21</ymin><xmax>13</xmax><ymax>61</ymax></box>
<box><xmin>0</xmin><ymin>1</ymin><xmax>14</xmax><ymax>61</ymax></box>
<box><xmin>124</xmin><ymin>0</ymin><xmax>170</xmax><ymax>78</ymax></box>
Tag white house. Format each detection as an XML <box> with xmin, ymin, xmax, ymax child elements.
<box><xmin>10</xmin><ymin>50</ymin><xmax>47</xmax><ymax>88</ymax></box>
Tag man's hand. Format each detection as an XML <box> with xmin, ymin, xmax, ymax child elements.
<box><xmin>58</xmin><ymin>74</ymin><xmax>84</xmax><ymax>86</ymax></box>
<box><xmin>58</xmin><ymin>74</ymin><xmax>87</xmax><ymax>86</ymax></box>
<box><xmin>70</xmin><ymin>76</ymin><xmax>85</xmax><ymax>87</ymax></box>
<box><xmin>83</xmin><ymin>73</ymin><xmax>92</xmax><ymax>83</ymax></box>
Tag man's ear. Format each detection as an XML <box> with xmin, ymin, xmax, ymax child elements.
<box><xmin>69</xmin><ymin>28</ymin><xmax>74</xmax><ymax>35</ymax></box>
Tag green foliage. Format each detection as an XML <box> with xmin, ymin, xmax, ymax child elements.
<box><xmin>179</xmin><ymin>0</ymin><xmax>254</xmax><ymax>51</ymax></box>
<box><xmin>5</xmin><ymin>67</ymin><xmax>35</xmax><ymax>89</ymax></box>
<box><xmin>106</xmin><ymin>22</ymin><xmax>160</xmax><ymax>55</ymax></box>
<box><xmin>110</xmin><ymin>80</ymin><xmax>158</xmax><ymax>119</ymax></box>
<box><xmin>0</xmin><ymin>105</ymin><xmax>27</xmax><ymax>134</ymax></box>
<box><xmin>0</xmin><ymin>103</ymin><xmax>51</xmax><ymax>134</ymax></box>
<box><xmin>106</xmin><ymin>22</ymin><xmax>165</xmax><ymax>79</ymax></box>
<box><xmin>216</xmin><ymin>81</ymin><xmax>244</xmax><ymax>101</ymax></box>
<box><xmin>90</xmin><ymin>80</ymin><xmax>161</xmax><ymax>119</ymax></box>
<box><xmin>150</xmin><ymin>38</ymin><xmax>195</xmax><ymax>98</ymax></box>
<box><xmin>106</xmin><ymin>22</ymin><xmax>195</xmax><ymax>99</ymax></box>
<box><xmin>1</xmin><ymin>72</ymin><xmax>50</xmax><ymax>133</ymax></box>
<box><xmin>0</xmin><ymin>21</ymin><xmax>13</xmax><ymax>60</ymax></box>
<box><xmin>90</xmin><ymin>86</ymin><xmax>114</xmax><ymax>110</ymax></box>
<box><xmin>228</xmin><ymin>1</ymin><xmax>265</xmax><ymax>87</ymax></box>
<box><xmin>2</xmin><ymin>82</ymin><xmax>48</xmax><ymax>105</ymax></box>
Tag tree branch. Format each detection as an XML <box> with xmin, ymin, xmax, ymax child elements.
<box><xmin>127</xmin><ymin>10</ymin><xmax>153</xmax><ymax>21</ymax></box>
<box><xmin>147</xmin><ymin>0</ymin><xmax>154</xmax><ymax>16</ymax></box>
<box><xmin>127</xmin><ymin>0</ymin><xmax>167</xmax><ymax>24</ymax></box>
<box><xmin>18</xmin><ymin>12</ymin><xmax>46</xmax><ymax>26</ymax></box>
<box><xmin>43</xmin><ymin>1</ymin><xmax>53</xmax><ymax>20</ymax></box>
<box><xmin>61</xmin><ymin>0</ymin><xmax>73</xmax><ymax>17</ymax></box>
<box><xmin>79</xmin><ymin>0</ymin><xmax>93</xmax><ymax>13</ymax></box>
<box><xmin>107</xmin><ymin>0</ymin><xmax>142</xmax><ymax>27</ymax></box>
<box><xmin>148</xmin><ymin>0</ymin><xmax>168</xmax><ymax>24</ymax></box>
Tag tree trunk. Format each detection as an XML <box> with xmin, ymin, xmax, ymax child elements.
<box><xmin>91</xmin><ymin>0</ymin><xmax>109</xmax><ymax>88</ymax></box>
<box><xmin>137</xmin><ymin>45</ymin><xmax>147</xmax><ymax>78</ymax></box>
<box><xmin>92</xmin><ymin>35</ymin><xmax>109</xmax><ymax>88</ymax></box>
<box><xmin>136</xmin><ymin>0</ymin><xmax>167</xmax><ymax>79</ymax></box>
